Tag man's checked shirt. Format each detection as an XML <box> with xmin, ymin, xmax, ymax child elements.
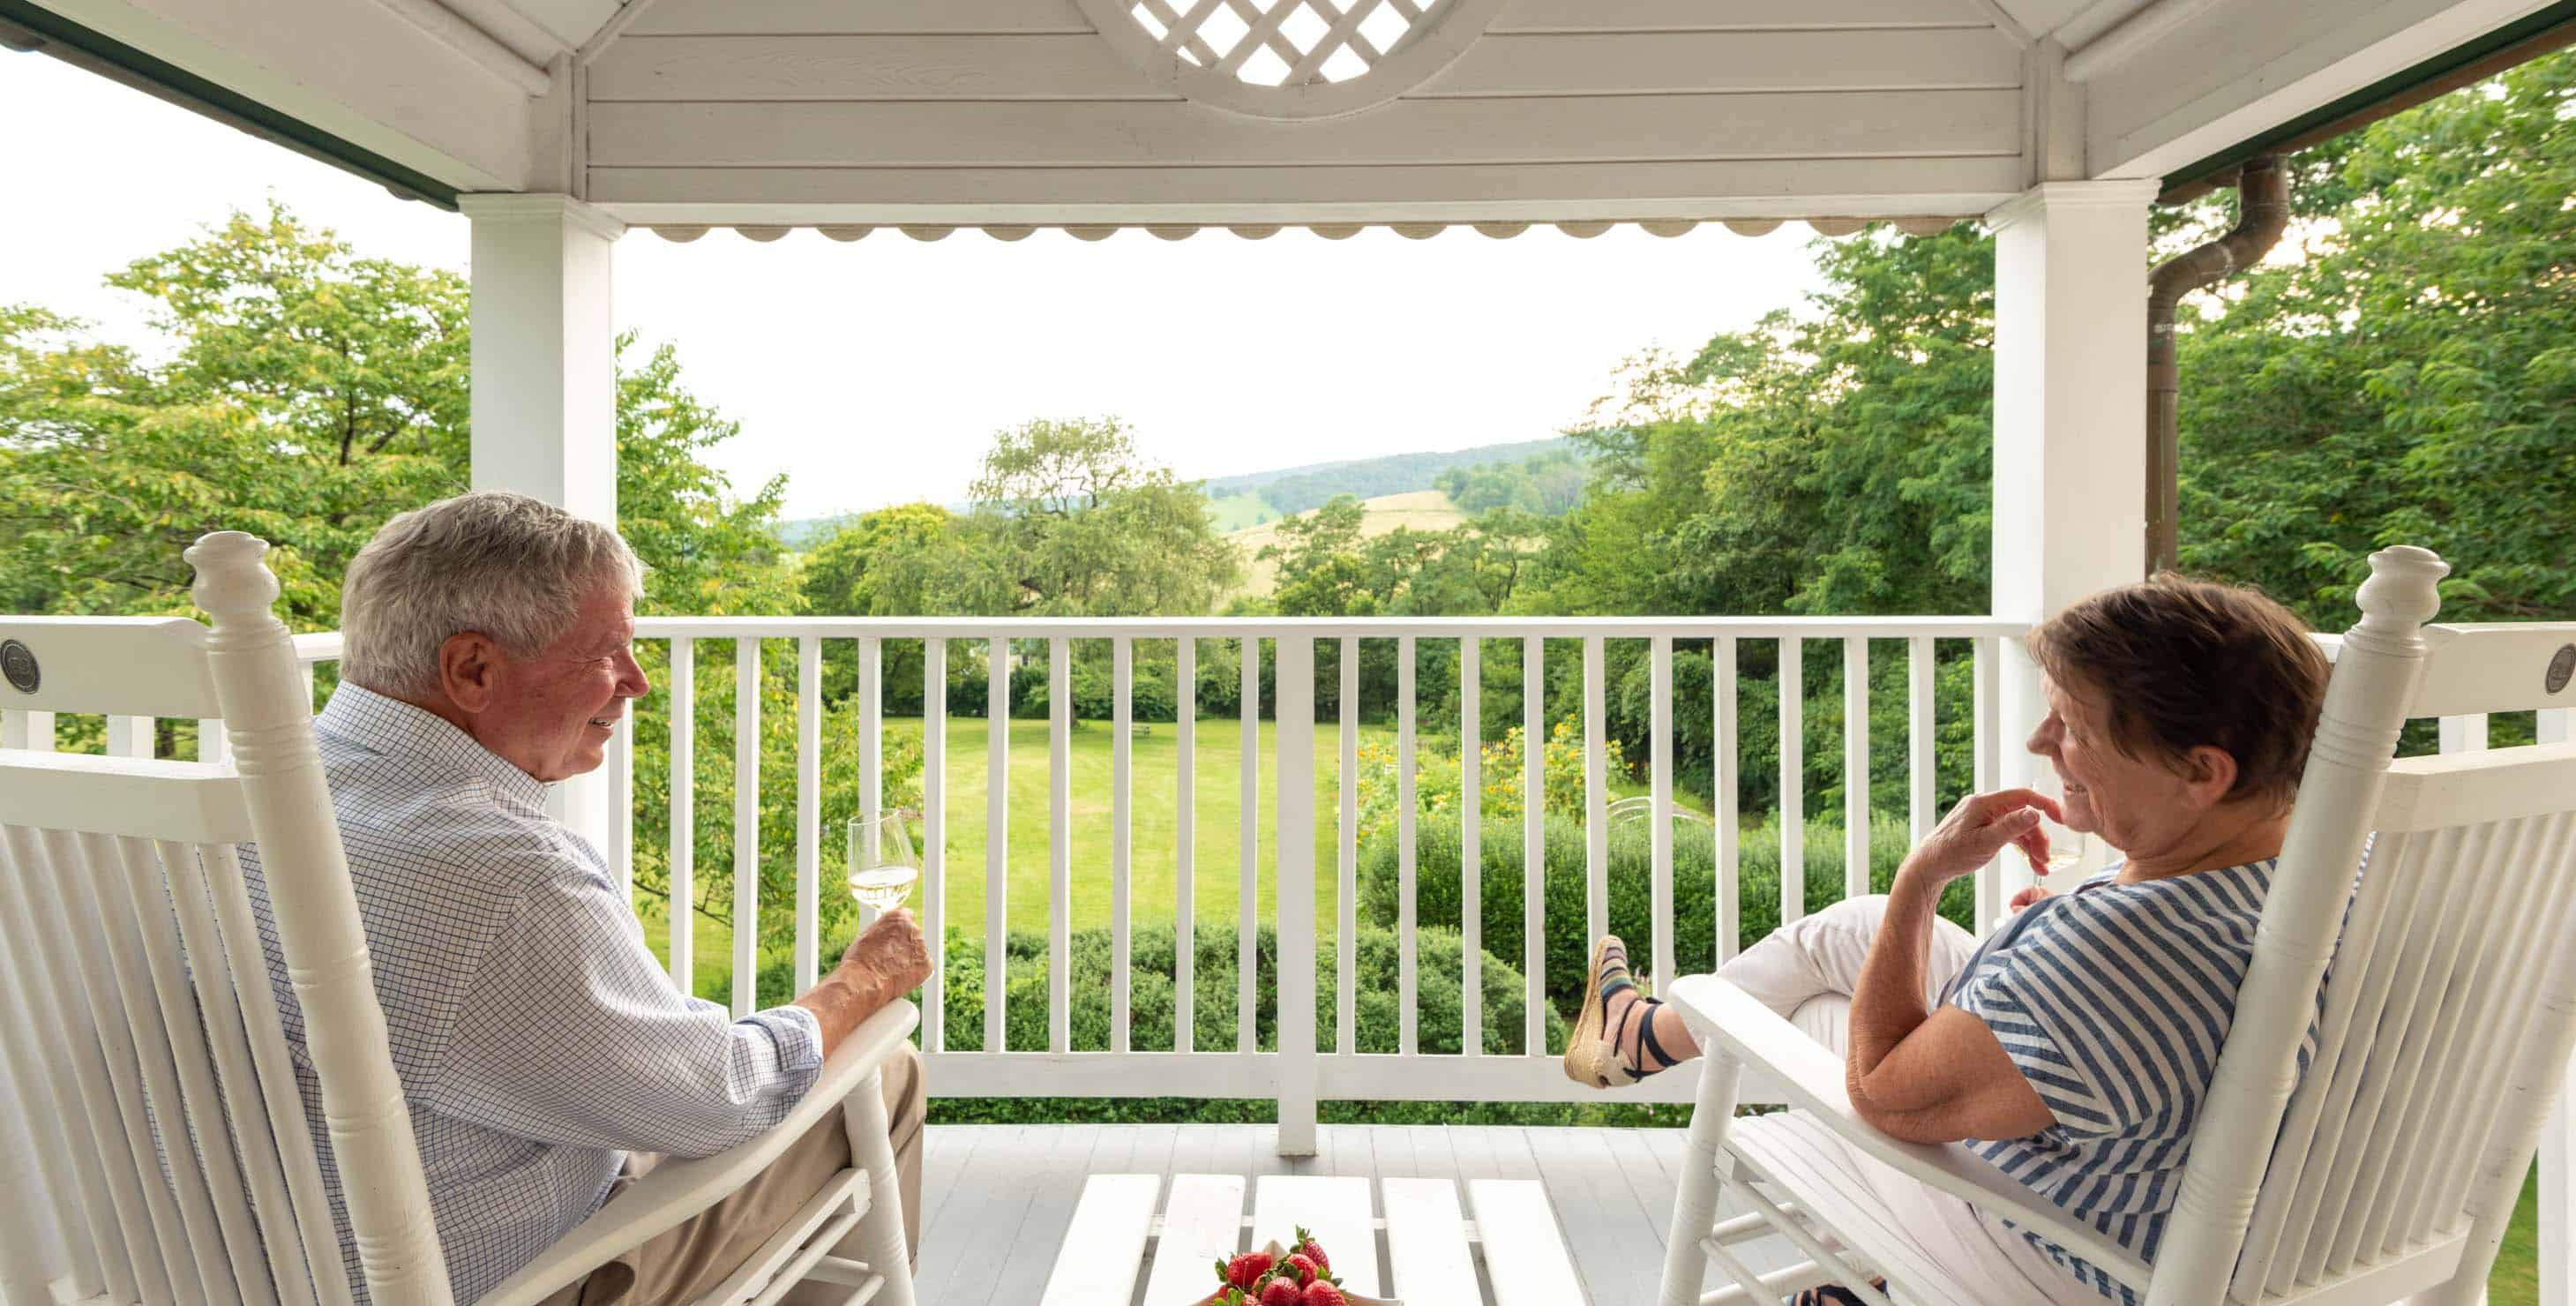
<box><xmin>238</xmin><ymin>684</ymin><xmax>823</xmax><ymax>1303</ymax></box>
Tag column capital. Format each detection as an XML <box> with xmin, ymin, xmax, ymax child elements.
<box><xmin>457</xmin><ymin>191</ymin><xmax>626</xmax><ymax>243</ymax></box>
<box><xmin>1984</xmin><ymin>178</ymin><xmax>2163</xmax><ymax>231</ymax></box>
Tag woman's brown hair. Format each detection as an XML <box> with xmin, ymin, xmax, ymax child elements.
<box><xmin>2026</xmin><ymin>574</ymin><xmax>2332</xmax><ymax>807</ymax></box>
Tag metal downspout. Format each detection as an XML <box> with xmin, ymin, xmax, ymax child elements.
<box><xmin>2146</xmin><ymin>154</ymin><xmax>2288</xmax><ymax>574</ymax></box>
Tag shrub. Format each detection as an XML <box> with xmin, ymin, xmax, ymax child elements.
<box><xmin>1356</xmin><ymin>814</ymin><xmax>1969</xmax><ymax>1015</ymax></box>
<box><xmin>761</xmin><ymin>922</ymin><xmax>1564</xmax><ymax>1057</ymax></box>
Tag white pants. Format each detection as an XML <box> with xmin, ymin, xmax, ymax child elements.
<box><xmin>1714</xmin><ymin>896</ymin><xmax>2096</xmax><ymax>1306</ymax></box>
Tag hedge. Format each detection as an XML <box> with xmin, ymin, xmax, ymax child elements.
<box><xmin>1357</xmin><ymin>814</ymin><xmax>1974</xmax><ymax>1016</ymax></box>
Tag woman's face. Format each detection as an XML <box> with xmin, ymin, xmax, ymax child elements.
<box><xmin>2027</xmin><ymin>674</ymin><xmax>2209</xmax><ymax>858</ymax></box>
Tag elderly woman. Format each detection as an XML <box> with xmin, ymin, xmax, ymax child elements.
<box><xmin>1565</xmin><ymin>574</ymin><xmax>2330</xmax><ymax>1305</ymax></box>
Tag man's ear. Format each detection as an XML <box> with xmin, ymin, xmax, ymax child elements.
<box><xmin>2181</xmin><ymin>745</ymin><xmax>2239</xmax><ymax>810</ymax></box>
<box><xmin>438</xmin><ymin>631</ymin><xmax>503</xmax><ymax>714</ymax></box>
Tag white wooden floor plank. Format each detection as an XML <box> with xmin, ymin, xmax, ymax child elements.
<box><xmin>1523</xmin><ymin>1127</ymin><xmax>1649</xmax><ymax>1306</ymax></box>
<box><xmin>917</xmin><ymin>1125</ymin><xmax>1026</xmax><ymax>1302</ymax></box>
<box><xmin>1253</xmin><ymin>1175</ymin><xmax>1382</xmax><ymax>1295</ymax></box>
<box><xmin>1467</xmin><ymin>1179</ymin><xmax>1589</xmax><ymax>1306</ymax></box>
<box><xmin>1038</xmin><ymin>1174</ymin><xmax>1161</xmax><ymax>1306</ymax></box>
<box><xmin>1142</xmin><ymin>1173</ymin><xmax>1247</xmax><ymax>1306</ymax></box>
<box><xmin>1602</xmin><ymin>1127</ymin><xmax>1679</xmax><ymax>1250</ymax></box>
<box><xmin>1382</xmin><ymin>1176</ymin><xmax>1481</xmax><ymax>1306</ymax></box>
<box><xmin>1372</xmin><ymin>1123</ymin><xmax>1419</xmax><ymax>1178</ymax></box>
<box><xmin>959</xmin><ymin>1123</ymin><xmax>1108</xmax><ymax>1304</ymax></box>
<box><xmin>1409</xmin><ymin>1125</ymin><xmax>1462</xmax><ymax>1182</ymax></box>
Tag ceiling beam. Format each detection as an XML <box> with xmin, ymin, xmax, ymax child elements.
<box><xmin>375</xmin><ymin>0</ymin><xmax>551</xmax><ymax>94</ymax></box>
<box><xmin>2065</xmin><ymin>0</ymin><xmax>2233</xmax><ymax>81</ymax></box>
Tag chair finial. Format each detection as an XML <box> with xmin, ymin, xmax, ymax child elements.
<box><xmin>184</xmin><ymin>531</ymin><xmax>281</xmax><ymax>627</ymax></box>
<box><xmin>2353</xmin><ymin>545</ymin><xmax>2446</xmax><ymax>638</ymax></box>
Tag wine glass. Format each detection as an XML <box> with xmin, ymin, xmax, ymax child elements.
<box><xmin>845</xmin><ymin>808</ymin><xmax>920</xmax><ymax>926</ymax></box>
<box><xmin>2031</xmin><ymin>813</ymin><xmax>2087</xmax><ymax>880</ymax></box>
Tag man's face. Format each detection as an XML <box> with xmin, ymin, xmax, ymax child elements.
<box><xmin>464</xmin><ymin>585</ymin><xmax>648</xmax><ymax>783</ymax></box>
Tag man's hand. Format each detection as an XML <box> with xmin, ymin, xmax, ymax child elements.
<box><xmin>797</xmin><ymin>908</ymin><xmax>932</xmax><ymax>1055</ymax></box>
<box><xmin>1899</xmin><ymin>789</ymin><xmax>2064</xmax><ymax>890</ymax></box>
<box><xmin>837</xmin><ymin>908</ymin><xmax>932</xmax><ymax>1008</ymax></box>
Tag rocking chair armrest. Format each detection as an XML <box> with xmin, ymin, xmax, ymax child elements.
<box><xmin>1663</xmin><ymin>975</ymin><xmax>2153</xmax><ymax>1291</ymax></box>
<box><xmin>478</xmin><ymin>1000</ymin><xmax>920</xmax><ymax>1306</ymax></box>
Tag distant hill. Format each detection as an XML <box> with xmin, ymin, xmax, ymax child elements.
<box><xmin>777</xmin><ymin>436</ymin><xmax>1578</xmax><ymax>548</ymax></box>
<box><xmin>1201</xmin><ymin>437</ymin><xmax>1573</xmax><ymax>520</ymax></box>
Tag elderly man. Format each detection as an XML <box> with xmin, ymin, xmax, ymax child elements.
<box><xmin>241</xmin><ymin>491</ymin><xmax>932</xmax><ymax>1304</ymax></box>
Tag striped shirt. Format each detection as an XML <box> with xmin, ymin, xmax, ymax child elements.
<box><xmin>1943</xmin><ymin>860</ymin><xmax>2318</xmax><ymax>1304</ymax></box>
<box><xmin>238</xmin><ymin>684</ymin><xmax>825</xmax><ymax>1303</ymax></box>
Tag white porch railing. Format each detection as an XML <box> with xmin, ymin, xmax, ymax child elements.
<box><xmin>627</xmin><ymin>616</ymin><xmax>2024</xmax><ymax>1139</ymax></box>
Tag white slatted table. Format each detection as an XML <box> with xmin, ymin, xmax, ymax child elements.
<box><xmin>1037</xmin><ymin>1172</ymin><xmax>1586</xmax><ymax>1306</ymax></box>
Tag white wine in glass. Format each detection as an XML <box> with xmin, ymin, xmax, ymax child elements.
<box><xmin>846</xmin><ymin>808</ymin><xmax>920</xmax><ymax>919</ymax></box>
<box><xmin>2033</xmin><ymin>815</ymin><xmax>2087</xmax><ymax>878</ymax></box>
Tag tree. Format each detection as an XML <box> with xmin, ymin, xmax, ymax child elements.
<box><xmin>958</xmin><ymin>417</ymin><xmax>1239</xmax><ymax>617</ymax></box>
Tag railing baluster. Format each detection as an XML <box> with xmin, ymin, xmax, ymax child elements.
<box><xmin>1973</xmin><ymin>635</ymin><xmax>2002</xmax><ymax>930</ymax></box>
<box><xmin>197</xmin><ymin>717</ymin><xmax>228</xmax><ymax>764</ymax></box>
<box><xmin>1398</xmin><ymin>634</ymin><xmax>1418</xmax><ymax>1056</ymax></box>
<box><xmin>1274</xmin><ymin>635</ymin><xmax>1319</xmax><ymax>1156</ymax></box>
<box><xmin>1908</xmin><ymin>636</ymin><xmax>1935</xmax><ymax>846</ymax></box>
<box><xmin>1239</xmin><ymin>638</ymin><xmax>1259</xmax><ymax>1056</ymax></box>
<box><xmin>1112</xmin><ymin>637</ymin><xmax>1133</xmax><ymax>1055</ymax></box>
<box><xmin>1715</xmin><ymin>636</ymin><xmax>1740</xmax><ymax>962</ymax></box>
<box><xmin>2437</xmin><ymin>714</ymin><xmax>2490</xmax><ymax>754</ymax></box>
<box><xmin>859</xmin><ymin>636</ymin><xmax>882</xmax><ymax>826</ymax></box>
<box><xmin>2</xmin><ymin>709</ymin><xmax>57</xmax><ymax>752</ymax></box>
<box><xmin>1778</xmin><ymin>637</ymin><xmax>1804</xmax><ymax>926</ymax></box>
<box><xmin>733</xmin><ymin>639</ymin><xmax>759</xmax><ymax>1017</ymax></box>
<box><xmin>1844</xmin><ymin>637</ymin><xmax>1869</xmax><ymax>901</ymax></box>
<box><xmin>986</xmin><ymin>636</ymin><xmax>1007</xmax><ymax>1052</ymax></box>
<box><xmin>1050</xmin><ymin>637</ymin><xmax>1072</xmax><ymax>1055</ymax></box>
<box><xmin>1337</xmin><ymin>636</ymin><xmax>1358</xmax><ymax>1057</ymax></box>
<box><xmin>1584</xmin><ymin>635</ymin><xmax>1607</xmax><ymax>945</ymax></box>
<box><xmin>924</xmin><ymin>637</ymin><xmax>946</xmax><ymax>1053</ymax></box>
<box><xmin>1178</xmin><ymin>637</ymin><xmax>1196</xmax><ymax>1055</ymax></box>
<box><xmin>794</xmin><ymin>636</ymin><xmax>820</xmax><ymax>994</ymax></box>
<box><xmin>1461</xmin><ymin>636</ymin><xmax>1481</xmax><ymax>1058</ymax></box>
<box><xmin>1650</xmin><ymin>635</ymin><xmax>1674</xmax><ymax>995</ymax></box>
<box><xmin>1524</xmin><ymin>637</ymin><xmax>1544</xmax><ymax>1055</ymax></box>
<box><xmin>669</xmin><ymin>637</ymin><xmax>694</xmax><ymax>991</ymax></box>
<box><xmin>609</xmin><ymin>709</ymin><xmax>633</xmax><ymax>905</ymax></box>
<box><xmin>106</xmin><ymin>716</ymin><xmax>152</xmax><ymax>758</ymax></box>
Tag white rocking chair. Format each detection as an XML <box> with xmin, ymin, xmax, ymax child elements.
<box><xmin>0</xmin><ymin>531</ymin><xmax>918</xmax><ymax>1306</ymax></box>
<box><xmin>1656</xmin><ymin>544</ymin><xmax>2576</xmax><ymax>1306</ymax></box>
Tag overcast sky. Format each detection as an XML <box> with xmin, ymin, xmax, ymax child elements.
<box><xmin>4</xmin><ymin>51</ymin><xmax>1829</xmax><ymax>519</ymax></box>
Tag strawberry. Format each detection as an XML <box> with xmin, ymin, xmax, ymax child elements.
<box><xmin>1224</xmin><ymin>1251</ymin><xmax>1276</xmax><ymax>1292</ymax></box>
<box><xmin>1281</xmin><ymin>1253</ymin><xmax>1321</xmax><ymax>1287</ymax></box>
<box><xmin>1302</xmin><ymin>1283</ymin><xmax>1348</xmax><ymax>1306</ymax></box>
<box><xmin>1294</xmin><ymin>1226</ymin><xmax>1331</xmax><ymax>1276</ymax></box>
<box><xmin>1258</xmin><ymin>1279</ymin><xmax>1304</xmax><ymax>1306</ymax></box>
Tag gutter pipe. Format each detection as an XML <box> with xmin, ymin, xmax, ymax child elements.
<box><xmin>2145</xmin><ymin>154</ymin><xmax>2286</xmax><ymax>575</ymax></box>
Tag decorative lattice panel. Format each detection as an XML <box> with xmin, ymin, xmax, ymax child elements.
<box><xmin>1130</xmin><ymin>0</ymin><xmax>1438</xmax><ymax>87</ymax></box>
<box><xmin>1077</xmin><ymin>0</ymin><xmax>1507</xmax><ymax>119</ymax></box>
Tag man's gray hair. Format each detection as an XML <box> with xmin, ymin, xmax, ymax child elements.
<box><xmin>341</xmin><ymin>492</ymin><xmax>646</xmax><ymax>700</ymax></box>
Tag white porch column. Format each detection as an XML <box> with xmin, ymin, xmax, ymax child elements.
<box><xmin>460</xmin><ymin>192</ymin><xmax>625</xmax><ymax>849</ymax></box>
<box><xmin>1987</xmin><ymin>180</ymin><xmax>2158</xmax><ymax>897</ymax></box>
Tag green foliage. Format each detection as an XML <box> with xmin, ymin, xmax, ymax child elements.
<box><xmin>1434</xmin><ymin>446</ymin><xmax>1590</xmax><ymax>516</ymax></box>
<box><xmin>1358</xmin><ymin>814</ymin><xmax>1966</xmax><ymax>1018</ymax></box>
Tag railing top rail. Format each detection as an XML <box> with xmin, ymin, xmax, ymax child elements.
<box><xmin>625</xmin><ymin>615</ymin><xmax>2026</xmax><ymax>640</ymax></box>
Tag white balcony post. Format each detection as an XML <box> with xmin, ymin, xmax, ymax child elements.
<box><xmin>461</xmin><ymin>192</ymin><xmax>625</xmax><ymax>855</ymax></box>
<box><xmin>1987</xmin><ymin>179</ymin><xmax>2158</xmax><ymax>902</ymax></box>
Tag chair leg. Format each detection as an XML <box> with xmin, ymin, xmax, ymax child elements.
<box><xmin>841</xmin><ymin>1070</ymin><xmax>916</xmax><ymax>1306</ymax></box>
<box><xmin>1664</xmin><ymin>1054</ymin><xmax>1747</xmax><ymax>1306</ymax></box>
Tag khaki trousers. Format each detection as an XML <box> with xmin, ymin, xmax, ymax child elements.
<box><xmin>541</xmin><ymin>1043</ymin><xmax>925</xmax><ymax>1306</ymax></box>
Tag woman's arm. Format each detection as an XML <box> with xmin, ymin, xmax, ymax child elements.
<box><xmin>1845</xmin><ymin>790</ymin><xmax>2060</xmax><ymax>1145</ymax></box>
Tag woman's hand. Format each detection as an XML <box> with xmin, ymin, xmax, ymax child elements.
<box><xmin>1899</xmin><ymin>789</ymin><xmax>2065</xmax><ymax>889</ymax></box>
<box><xmin>2009</xmin><ymin>882</ymin><xmax>2056</xmax><ymax>913</ymax></box>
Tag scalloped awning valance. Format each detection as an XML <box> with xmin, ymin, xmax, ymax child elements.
<box><xmin>642</xmin><ymin>216</ymin><xmax>1968</xmax><ymax>244</ymax></box>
